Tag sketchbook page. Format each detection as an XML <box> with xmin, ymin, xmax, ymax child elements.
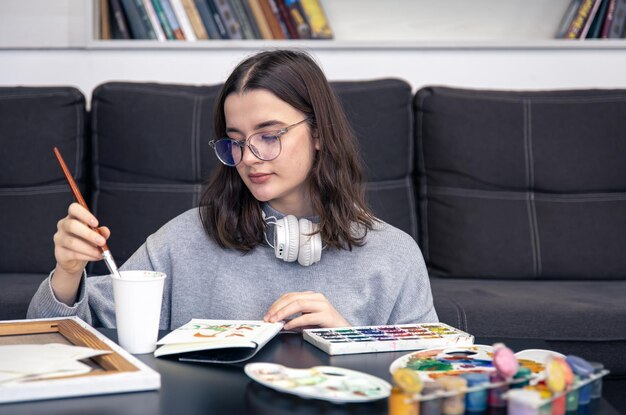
<box><xmin>155</xmin><ymin>319</ymin><xmax>283</xmax><ymax>357</ymax></box>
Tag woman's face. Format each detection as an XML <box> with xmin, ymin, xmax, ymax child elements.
<box><xmin>224</xmin><ymin>89</ymin><xmax>319</xmax><ymax>217</ymax></box>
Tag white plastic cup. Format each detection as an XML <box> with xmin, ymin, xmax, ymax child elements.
<box><xmin>111</xmin><ymin>270</ymin><xmax>166</xmax><ymax>354</ymax></box>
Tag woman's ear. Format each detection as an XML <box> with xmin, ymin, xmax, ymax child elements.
<box><xmin>313</xmin><ymin>129</ymin><xmax>320</xmax><ymax>150</ymax></box>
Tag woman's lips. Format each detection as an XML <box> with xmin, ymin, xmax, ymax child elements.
<box><xmin>248</xmin><ymin>173</ymin><xmax>272</xmax><ymax>184</ymax></box>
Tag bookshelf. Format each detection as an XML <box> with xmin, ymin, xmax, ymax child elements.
<box><xmin>85</xmin><ymin>0</ymin><xmax>626</xmax><ymax>49</ymax></box>
<box><xmin>1</xmin><ymin>0</ymin><xmax>626</xmax><ymax>100</ymax></box>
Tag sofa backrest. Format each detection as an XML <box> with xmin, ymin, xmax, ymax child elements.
<box><xmin>89</xmin><ymin>82</ymin><xmax>222</xmax><ymax>274</ymax></box>
<box><xmin>415</xmin><ymin>87</ymin><xmax>626</xmax><ymax>280</ymax></box>
<box><xmin>0</xmin><ymin>87</ymin><xmax>86</xmax><ymax>274</ymax></box>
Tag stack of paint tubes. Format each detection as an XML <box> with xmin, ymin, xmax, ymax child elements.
<box><xmin>389</xmin><ymin>343</ymin><xmax>609</xmax><ymax>415</ymax></box>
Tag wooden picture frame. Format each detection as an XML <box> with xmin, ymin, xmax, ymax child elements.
<box><xmin>0</xmin><ymin>317</ymin><xmax>160</xmax><ymax>403</ymax></box>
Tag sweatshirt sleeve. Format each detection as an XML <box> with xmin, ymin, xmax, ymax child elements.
<box><xmin>26</xmin><ymin>270</ymin><xmax>94</xmax><ymax>324</ymax></box>
<box><xmin>26</xmin><ymin>240</ymin><xmax>164</xmax><ymax>328</ymax></box>
<box><xmin>386</xmin><ymin>242</ymin><xmax>439</xmax><ymax>325</ymax></box>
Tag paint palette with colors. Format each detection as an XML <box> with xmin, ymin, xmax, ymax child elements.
<box><xmin>303</xmin><ymin>322</ymin><xmax>474</xmax><ymax>355</ymax></box>
<box><xmin>244</xmin><ymin>363</ymin><xmax>391</xmax><ymax>403</ymax></box>
<box><xmin>389</xmin><ymin>345</ymin><xmax>565</xmax><ymax>382</ymax></box>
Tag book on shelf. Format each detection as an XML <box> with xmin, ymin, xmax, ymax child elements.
<box><xmin>268</xmin><ymin>0</ymin><xmax>292</xmax><ymax>38</ymax></box>
<box><xmin>181</xmin><ymin>0</ymin><xmax>210</xmax><ymax>39</ymax></box>
<box><xmin>299</xmin><ymin>0</ymin><xmax>333</xmax><ymax>39</ymax></box>
<box><xmin>154</xmin><ymin>319</ymin><xmax>283</xmax><ymax>364</ymax></box>
<box><xmin>586</xmin><ymin>0</ymin><xmax>611</xmax><ymax>38</ymax></box>
<box><xmin>246</xmin><ymin>0</ymin><xmax>273</xmax><ymax>39</ymax></box>
<box><xmin>580</xmin><ymin>0</ymin><xmax>604</xmax><ymax>37</ymax></box>
<box><xmin>257</xmin><ymin>0</ymin><xmax>286</xmax><ymax>39</ymax></box>
<box><xmin>159</xmin><ymin>0</ymin><xmax>186</xmax><ymax>39</ymax></box>
<box><xmin>276</xmin><ymin>0</ymin><xmax>300</xmax><ymax>38</ymax></box>
<box><xmin>193</xmin><ymin>0</ymin><xmax>221</xmax><ymax>38</ymax></box>
<box><xmin>109</xmin><ymin>0</ymin><xmax>132</xmax><ymax>39</ymax></box>
<box><xmin>600</xmin><ymin>0</ymin><xmax>618</xmax><ymax>37</ymax></box>
<box><xmin>214</xmin><ymin>0</ymin><xmax>244</xmax><ymax>39</ymax></box>
<box><xmin>206</xmin><ymin>0</ymin><xmax>231</xmax><ymax>39</ymax></box>
<box><xmin>564</xmin><ymin>0</ymin><xmax>603</xmax><ymax>38</ymax></box>
<box><xmin>556</xmin><ymin>0</ymin><xmax>582</xmax><ymax>38</ymax></box>
<box><xmin>151</xmin><ymin>0</ymin><xmax>176</xmax><ymax>39</ymax></box>
<box><xmin>229</xmin><ymin>0</ymin><xmax>260</xmax><ymax>39</ymax></box>
<box><xmin>606</xmin><ymin>0</ymin><xmax>626</xmax><ymax>37</ymax></box>
<box><xmin>100</xmin><ymin>0</ymin><xmax>112</xmax><ymax>39</ymax></box>
<box><xmin>284</xmin><ymin>0</ymin><xmax>311</xmax><ymax>39</ymax></box>
<box><xmin>143</xmin><ymin>0</ymin><xmax>167</xmax><ymax>40</ymax></box>
<box><xmin>120</xmin><ymin>0</ymin><xmax>158</xmax><ymax>39</ymax></box>
<box><xmin>170</xmin><ymin>0</ymin><xmax>199</xmax><ymax>40</ymax></box>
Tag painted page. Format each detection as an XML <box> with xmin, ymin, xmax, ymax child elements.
<box><xmin>154</xmin><ymin>319</ymin><xmax>284</xmax><ymax>363</ymax></box>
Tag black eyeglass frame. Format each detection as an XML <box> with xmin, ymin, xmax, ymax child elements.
<box><xmin>208</xmin><ymin>118</ymin><xmax>311</xmax><ymax>167</ymax></box>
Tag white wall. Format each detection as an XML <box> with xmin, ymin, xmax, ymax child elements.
<box><xmin>2</xmin><ymin>48</ymin><xmax>626</xmax><ymax>102</ymax></box>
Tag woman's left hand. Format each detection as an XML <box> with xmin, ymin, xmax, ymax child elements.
<box><xmin>263</xmin><ymin>291</ymin><xmax>350</xmax><ymax>330</ymax></box>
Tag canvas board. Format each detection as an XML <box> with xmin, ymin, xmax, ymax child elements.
<box><xmin>0</xmin><ymin>316</ymin><xmax>160</xmax><ymax>404</ymax></box>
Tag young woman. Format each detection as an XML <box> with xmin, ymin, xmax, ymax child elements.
<box><xmin>28</xmin><ymin>50</ymin><xmax>437</xmax><ymax>330</ymax></box>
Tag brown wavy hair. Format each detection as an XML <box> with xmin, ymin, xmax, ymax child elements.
<box><xmin>199</xmin><ymin>49</ymin><xmax>375</xmax><ymax>252</ymax></box>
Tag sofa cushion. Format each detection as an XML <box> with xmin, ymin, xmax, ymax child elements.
<box><xmin>89</xmin><ymin>82</ymin><xmax>223</xmax><ymax>274</ymax></box>
<box><xmin>0</xmin><ymin>87</ymin><xmax>86</xmax><ymax>275</ymax></box>
<box><xmin>415</xmin><ymin>87</ymin><xmax>626</xmax><ymax>279</ymax></box>
<box><xmin>0</xmin><ymin>273</ymin><xmax>48</xmax><ymax>320</ymax></box>
<box><xmin>431</xmin><ymin>277</ymin><xmax>626</xmax><ymax>375</ymax></box>
<box><xmin>333</xmin><ymin>79</ymin><xmax>417</xmax><ymax>238</ymax></box>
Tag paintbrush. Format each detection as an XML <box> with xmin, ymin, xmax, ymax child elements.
<box><xmin>53</xmin><ymin>147</ymin><xmax>122</xmax><ymax>279</ymax></box>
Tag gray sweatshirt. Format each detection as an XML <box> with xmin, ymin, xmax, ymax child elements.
<box><xmin>27</xmin><ymin>205</ymin><xmax>437</xmax><ymax>329</ymax></box>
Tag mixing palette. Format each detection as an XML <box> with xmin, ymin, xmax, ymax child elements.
<box><xmin>303</xmin><ymin>323</ymin><xmax>474</xmax><ymax>355</ymax></box>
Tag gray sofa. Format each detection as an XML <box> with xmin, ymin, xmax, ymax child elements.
<box><xmin>1</xmin><ymin>81</ymin><xmax>624</xmax><ymax>409</ymax></box>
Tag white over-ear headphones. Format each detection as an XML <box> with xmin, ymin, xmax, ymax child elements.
<box><xmin>263</xmin><ymin>212</ymin><xmax>322</xmax><ymax>266</ymax></box>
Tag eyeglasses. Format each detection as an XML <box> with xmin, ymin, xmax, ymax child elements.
<box><xmin>209</xmin><ymin>118</ymin><xmax>310</xmax><ymax>167</ymax></box>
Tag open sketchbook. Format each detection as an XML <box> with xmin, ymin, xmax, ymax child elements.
<box><xmin>154</xmin><ymin>319</ymin><xmax>284</xmax><ymax>364</ymax></box>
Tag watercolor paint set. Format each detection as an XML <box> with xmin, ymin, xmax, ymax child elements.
<box><xmin>387</xmin><ymin>344</ymin><xmax>610</xmax><ymax>415</ymax></box>
<box><xmin>303</xmin><ymin>323</ymin><xmax>474</xmax><ymax>355</ymax></box>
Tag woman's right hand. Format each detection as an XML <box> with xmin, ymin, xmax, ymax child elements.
<box><xmin>51</xmin><ymin>203</ymin><xmax>110</xmax><ymax>305</ymax></box>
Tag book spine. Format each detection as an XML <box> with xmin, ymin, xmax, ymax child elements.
<box><xmin>257</xmin><ymin>0</ymin><xmax>284</xmax><ymax>39</ymax></box>
<box><xmin>608</xmin><ymin>0</ymin><xmax>626</xmax><ymax>37</ymax></box>
<box><xmin>100</xmin><ymin>0</ymin><xmax>112</xmax><ymax>39</ymax></box>
<box><xmin>228</xmin><ymin>0</ymin><xmax>259</xmax><ymax>39</ymax></box>
<box><xmin>565</xmin><ymin>0</ymin><xmax>599</xmax><ymax>38</ymax></box>
<box><xmin>135</xmin><ymin>0</ymin><xmax>158</xmax><ymax>38</ymax></box>
<box><xmin>151</xmin><ymin>0</ymin><xmax>176</xmax><ymax>39</ymax></box>
<box><xmin>299</xmin><ymin>0</ymin><xmax>332</xmax><ymax>39</ymax></box>
<box><xmin>275</xmin><ymin>0</ymin><xmax>299</xmax><ymax>38</ymax></box>
<box><xmin>181</xmin><ymin>0</ymin><xmax>210</xmax><ymax>39</ymax></box>
<box><xmin>600</xmin><ymin>0</ymin><xmax>618</xmax><ymax>37</ymax></box>
<box><xmin>580</xmin><ymin>0</ymin><xmax>604</xmax><ymax>37</ymax></box>
<box><xmin>109</xmin><ymin>0</ymin><xmax>132</xmax><ymax>39</ymax></box>
<box><xmin>161</xmin><ymin>0</ymin><xmax>186</xmax><ymax>39</ymax></box>
<box><xmin>214</xmin><ymin>0</ymin><xmax>244</xmax><ymax>39</ymax></box>
<box><xmin>246</xmin><ymin>0</ymin><xmax>273</xmax><ymax>39</ymax></box>
<box><xmin>556</xmin><ymin>0</ymin><xmax>582</xmax><ymax>38</ymax></box>
<box><xmin>170</xmin><ymin>0</ymin><xmax>199</xmax><ymax>40</ymax></box>
<box><xmin>143</xmin><ymin>0</ymin><xmax>167</xmax><ymax>40</ymax></box>
<box><xmin>587</xmin><ymin>0</ymin><xmax>611</xmax><ymax>38</ymax></box>
<box><xmin>206</xmin><ymin>0</ymin><xmax>231</xmax><ymax>39</ymax></box>
<box><xmin>193</xmin><ymin>0</ymin><xmax>221</xmax><ymax>38</ymax></box>
<box><xmin>120</xmin><ymin>0</ymin><xmax>151</xmax><ymax>38</ymax></box>
<box><xmin>267</xmin><ymin>0</ymin><xmax>291</xmax><ymax>38</ymax></box>
<box><xmin>284</xmin><ymin>0</ymin><xmax>311</xmax><ymax>39</ymax></box>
